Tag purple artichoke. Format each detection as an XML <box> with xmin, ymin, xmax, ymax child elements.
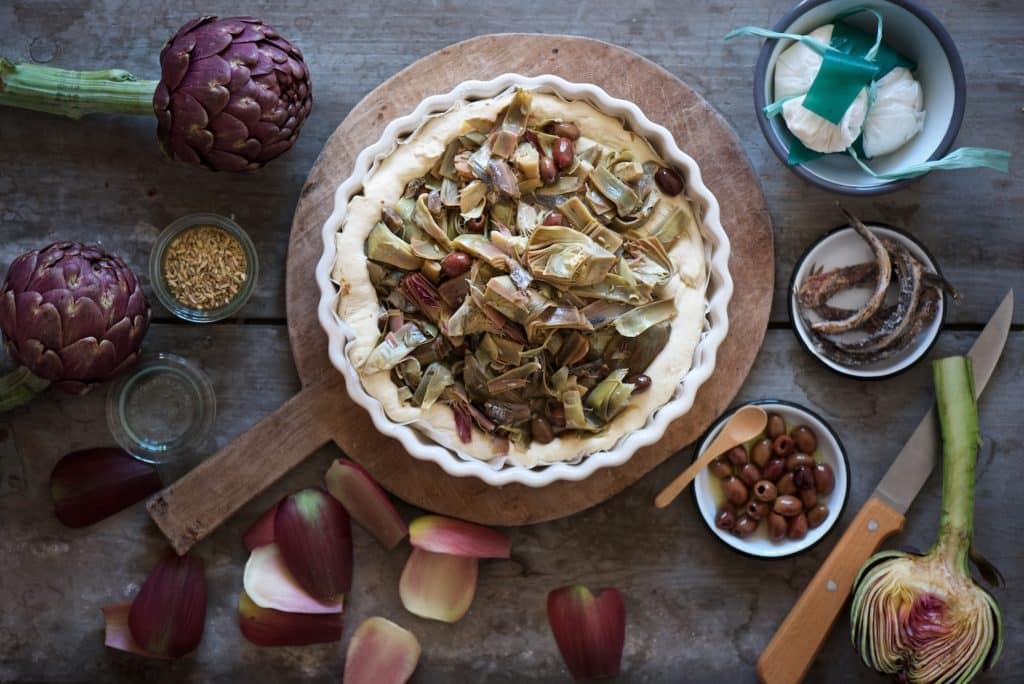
<box><xmin>153</xmin><ymin>16</ymin><xmax>312</xmax><ymax>171</ymax></box>
<box><xmin>0</xmin><ymin>16</ymin><xmax>311</xmax><ymax>172</ymax></box>
<box><xmin>0</xmin><ymin>242</ymin><xmax>150</xmax><ymax>394</ymax></box>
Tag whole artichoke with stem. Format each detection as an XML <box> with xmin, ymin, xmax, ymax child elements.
<box><xmin>0</xmin><ymin>16</ymin><xmax>311</xmax><ymax>172</ymax></box>
<box><xmin>850</xmin><ymin>356</ymin><xmax>1003</xmax><ymax>683</ymax></box>
<box><xmin>0</xmin><ymin>242</ymin><xmax>150</xmax><ymax>407</ymax></box>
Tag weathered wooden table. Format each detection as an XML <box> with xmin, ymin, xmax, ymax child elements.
<box><xmin>1</xmin><ymin>1</ymin><xmax>1021</xmax><ymax>682</ymax></box>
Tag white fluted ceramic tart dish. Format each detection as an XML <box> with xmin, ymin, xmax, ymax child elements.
<box><xmin>315</xmin><ymin>73</ymin><xmax>732</xmax><ymax>487</ymax></box>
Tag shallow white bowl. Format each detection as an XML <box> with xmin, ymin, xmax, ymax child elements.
<box><xmin>790</xmin><ymin>223</ymin><xmax>945</xmax><ymax>379</ymax></box>
<box><xmin>693</xmin><ymin>400</ymin><xmax>850</xmax><ymax>559</ymax></box>
<box><xmin>315</xmin><ymin>73</ymin><xmax>733</xmax><ymax>488</ymax></box>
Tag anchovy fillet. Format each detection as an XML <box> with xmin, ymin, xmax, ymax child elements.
<box><xmin>810</xmin><ymin>210</ymin><xmax>892</xmax><ymax>334</ymax></box>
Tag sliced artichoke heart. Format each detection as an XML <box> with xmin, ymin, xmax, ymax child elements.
<box><xmin>525</xmin><ymin>226</ymin><xmax>616</xmax><ymax>290</ymax></box>
<box><xmin>363</xmin><ymin>322</ymin><xmax>437</xmax><ymax>374</ymax></box>
<box><xmin>366</xmin><ymin>223</ymin><xmax>424</xmax><ymax>271</ymax></box>
<box><xmin>484</xmin><ymin>275</ymin><xmax>549</xmax><ymax>324</ymax></box>
<box><xmin>412</xmin><ymin>362</ymin><xmax>454</xmax><ymax>409</ymax></box>
<box><xmin>585</xmin><ymin>368</ymin><xmax>635</xmax><ymax>422</ymax></box>
<box><xmin>525</xmin><ymin>304</ymin><xmax>594</xmax><ymax>344</ymax></box>
<box><xmin>413</xmin><ymin>194</ymin><xmax>452</xmax><ymax>250</ymax></box>
<box><xmin>459</xmin><ymin>180</ymin><xmax>488</xmax><ymax>219</ymax></box>
<box><xmin>613</xmin><ymin>298</ymin><xmax>676</xmax><ymax>338</ymax></box>
<box><xmin>590</xmin><ymin>165</ymin><xmax>641</xmax><ymax>217</ymax></box>
<box><xmin>624</xmin><ymin>237</ymin><xmax>675</xmax><ymax>288</ymax></box>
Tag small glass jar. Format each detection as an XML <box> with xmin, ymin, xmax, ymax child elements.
<box><xmin>149</xmin><ymin>212</ymin><xmax>259</xmax><ymax>323</ymax></box>
<box><xmin>106</xmin><ymin>353</ymin><xmax>216</xmax><ymax>463</ymax></box>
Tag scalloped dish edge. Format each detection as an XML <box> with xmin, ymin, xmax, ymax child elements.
<box><xmin>315</xmin><ymin>73</ymin><xmax>733</xmax><ymax>487</ymax></box>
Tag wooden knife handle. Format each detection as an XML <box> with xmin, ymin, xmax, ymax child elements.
<box><xmin>756</xmin><ymin>496</ymin><xmax>905</xmax><ymax>684</ymax></box>
<box><xmin>147</xmin><ymin>374</ymin><xmax>345</xmax><ymax>555</ymax></box>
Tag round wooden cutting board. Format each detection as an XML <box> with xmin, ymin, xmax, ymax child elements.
<box><xmin>286</xmin><ymin>34</ymin><xmax>773</xmax><ymax>524</ymax></box>
<box><xmin>148</xmin><ymin>33</ymin><xmax>772</xmax><ymax>553</ymax></box>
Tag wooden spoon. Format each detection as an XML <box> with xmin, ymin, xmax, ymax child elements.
<box><xmin>654</xmin><ymin>405</ymin><xmax>768</xmax><ymax>508</ymax></box>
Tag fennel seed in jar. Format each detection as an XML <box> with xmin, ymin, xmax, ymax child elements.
<box><xmin>163</xmin><ymin>225</ymin><xmax>248</xmax><ymax>310</ymax></box>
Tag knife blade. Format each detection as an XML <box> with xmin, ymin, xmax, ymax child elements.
<box><xmin>873</xmin><ymin>290</ymin><xmax>1013</xmax><ymax>512</ymax></box>
<box><xmin>756</xmin><ymin>290</ymin><xmax>1013</xmax><ymax>684</ymax></box>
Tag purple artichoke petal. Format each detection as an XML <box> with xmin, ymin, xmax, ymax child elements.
<box><xmin>179</xmin><ymin>60</ymin><xmax>231</xmax><ymax>115</ymax></box>
<box><xmin>102</xmin><ymin>317</ymin><xmax>133</xmax><ymax>359</ymax></box>
<box><xmin>154</xmin><ymin>16</ymin><xmax>311</xmax><ymax>171</ymax></box>
<box><xmin>225</xmin><ymin>94</ymin><xmax>260</xmax><ymax>128</ymax></box>
<box><xmin>62</xmin><ymin>297</ymin><xmax>108</xmax><ymax>348</ymax></box>
<box><xmin>60</xmin><ymin>337</ymin><xmax>118</xmax><ymax>382</ymax></box>
<box><xmin>175</xmin><ymin>16</ymin><xmax>212</xmax><ymax>39</ymax></box>
<box><xmin>209</xmin><ymin>111</ymin><xmax>249</xmax><ymax>149</ymax></box>
<box><xmin>227</xmin><ymin>42</ymin><xmax>261</xmax><ymax>68</ymax></box>
<box><xmin>15</xmin><ymin>293</ymin><xmax>61</xmax><ymax>350</ymax></box>
<box><xmin>256</xmin><ymin>140</ymin><xmax>293</xmax><ymax>164</ymax></box>
<box><xmin>170</xmin><ymin>92</ymin><xmax>213</xmax><ymax>149</ymax></box>
<box><xmin>232</xmin><ymin>24</ymin><xmax>267</xmax><ymax>43</ymax></box>
<box><xmin>203</xmin><ymin>149</ymin><xmax>256</xmax><ymax>173</ymax></box>
<box><xmin>159</xmin><ymin>44</ymin><xmax>192</xmax><ymax>93</ymax></box>
<box><xmin>5</xmin><ymin>252</ymin><xmax>39</xmax><ymax>293</ymax></box>
<box><xmin>191</xmin><ymin>24</ymin><xmax>235</xmax><ymax>60</ymax></box>
<box><xmin>0</xmin><ymin>242</ymin><xmax>150</xmax><ymax>392</ymax></box>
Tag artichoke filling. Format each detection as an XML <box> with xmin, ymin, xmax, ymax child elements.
<box><xmin>360</xmin><ymin>89</ymin><xmax>699</xmax><ymax>452</ymax></box>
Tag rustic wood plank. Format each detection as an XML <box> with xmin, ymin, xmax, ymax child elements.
<box><xmin>0</xmin><ymin>1</ymin><xmax>1020</xmax><ymax>324</ymax></box>
<box><xmin>1</xmin><ymin>325</ymin><xmax>1021</xmax><ymax>681</ymax></box>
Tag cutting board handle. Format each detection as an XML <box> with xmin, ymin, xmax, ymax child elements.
<box><xmin>147</xmin><ymin>374</ymin><xmax>345</xmax><ymax>555</ymax></box>
<box><xmin>756</xmin><ymin>496</ymin><xmax>905</xmax><ymax>684</ymax></box>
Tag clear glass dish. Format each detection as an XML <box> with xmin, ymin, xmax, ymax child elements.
<box><xmin>149</xmin><ymin>212</ymin><xmax>259</xmax><ymax>323</ymax></box>
<box><xmin>106</xmin><ymin>353</ymin><xmax>216</xmax><ymax>463</ymax></box>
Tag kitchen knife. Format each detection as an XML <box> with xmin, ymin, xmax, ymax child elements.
<box><xmin>756</xmin><ymin>290</ymin><xmax>1014</xmax><ymax>684</ymax></box>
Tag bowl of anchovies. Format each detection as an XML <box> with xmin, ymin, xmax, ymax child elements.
<box><xmin>790</xmin><ymin>208</ymin><xmax>956</xmax><ymax>379</ymax></box>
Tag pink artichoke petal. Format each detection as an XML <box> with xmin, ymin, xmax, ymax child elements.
<box><xmin>103</xmin><ymin>602</ymin><xmax>164</xmax><ymax>658</ymax></box>
<box><xmin>399</xmin><ymin>548</ymin><xmax>477</xmax><ymax>623</ymax></box>
<box><xmin>243</xmin><ymin>543</ymin><xmax>343</xmax><ymax>615</ymax></box>
<box><xmin>243</xmin><ymin>500</ymin><xmax>278</xmax><ymax>550</ymax></box>
<box><xmin>50</xmin><ymin>447</ymin><xmax>162</xmax><ymax>528</ymax></box>
<box><xmin>343</xmin><ymin>616</ymin><xmax>421</xmax><ymax>684</ymax></box>
<box><xmin>547</xmin><ymin>585</ymin><xmax>626</xmax><ymax>681</ymax></box>
<box><xmin>325</xmin><ymin>458</ymin><xmax>407</xmax><ymax>550</ymax></box>
<box><xmin>238</xmin><ymin>591</ymin><xmax>343</xmax><ymax>647</ymax></box>
<box><xmin>408</xmin><ymin>515</ymin><xmax>510</xmax><ymax>559</ymax></box>
<box><xmin>128</xmin><ymin>551</ymin><xmax>206</xmax><ymax>658</ymax></box>
<box><xmin>274</xmin><ymin>488</ymin><xmax>352</xmax><ymax>603</ymax></box>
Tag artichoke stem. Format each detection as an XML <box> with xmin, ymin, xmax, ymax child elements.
<box><xmin>0</xmin><ymin>59</ymin><xmax>156</xmax><ymax>119</ymax></box>
<box><xmin>0</xmin><ymin>366</ymin><xmax>50</xmax><ymax>412</ymax></box>
<box><xmin>930</xmin><ymin>356</ymin><xmax>979</xmax><ymax>571</ymax></box>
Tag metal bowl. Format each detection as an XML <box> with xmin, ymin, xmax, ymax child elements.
<box><xmin>752</xmin><ymin>0</ymin><xmax>966</xmax><ymax>195</ymax></box>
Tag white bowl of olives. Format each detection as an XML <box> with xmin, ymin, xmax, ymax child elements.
<box><xmin>692</xmin><ymin>399</ymin><xmax>850</xmax><ymax>558</ymax></box>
